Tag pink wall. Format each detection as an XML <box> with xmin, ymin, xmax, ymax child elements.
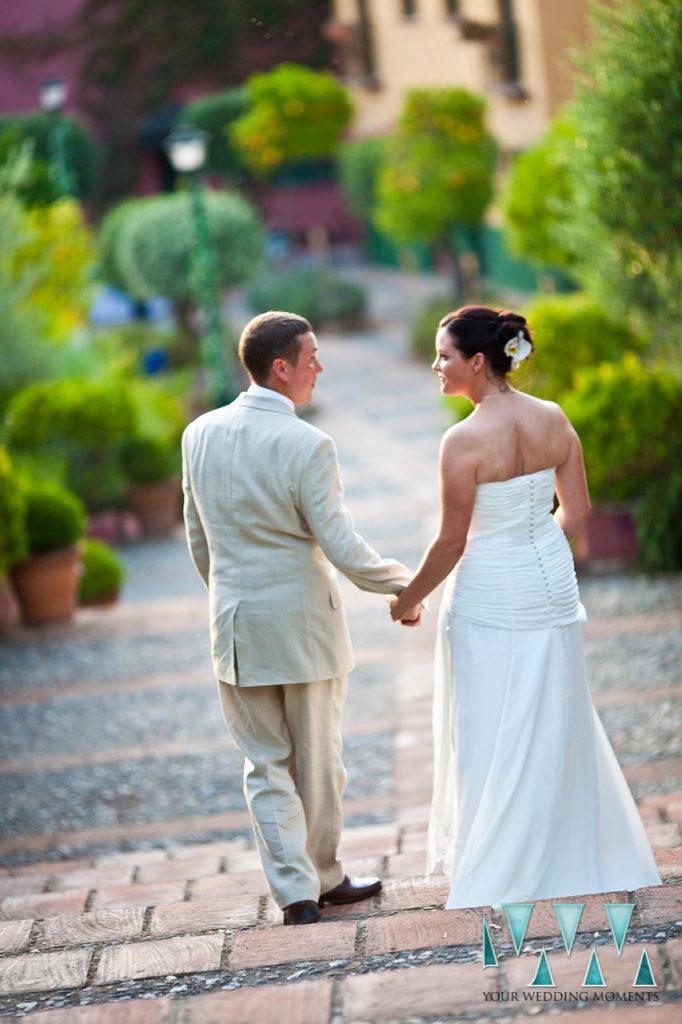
<box><xmin>0</xmin><ymin>0</ymin><xmax>87</xmax><ymax>119</ymax></box>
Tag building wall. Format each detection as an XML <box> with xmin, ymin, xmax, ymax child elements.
<box><xmin>333</xmin><ymin>0</ymin><xmax>587</xmax><ymax>149</ymax></box>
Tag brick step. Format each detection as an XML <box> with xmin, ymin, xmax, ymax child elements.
<box><xmin>2</xmin><ymin>816</ymin><xmax>679</xmax><ymax>916</ymax></box>
<box><xmin>4</xmin><ymin>916</ymin><xmax>682</xmax><ymax>1022</ymax></box>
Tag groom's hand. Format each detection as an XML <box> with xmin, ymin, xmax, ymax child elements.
<box><xmin>389</xmin><ymin>596</ymin><xmax>422</xmax><ymax>627</ymax></box>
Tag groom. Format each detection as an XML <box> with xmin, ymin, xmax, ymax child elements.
<box><xmin>181</xmin><ymin>310</ymin><xmax>419</xmax><ymax>925</ymax></box>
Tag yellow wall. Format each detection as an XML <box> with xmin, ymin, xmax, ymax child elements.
<box><xmin>333</xmin><ymin>0</ymin><xmax>588</xmax><ymax>149</ymax></box>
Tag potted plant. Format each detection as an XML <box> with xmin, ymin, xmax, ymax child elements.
<box><xmin>11</xmin><ymin>481</ymin><xmax>85</xmax><ymax>625</ymax></box>
<box><xmin>0</xmin><ymin>446</ymin><xmax>27</xmax><ymax>629</ymax></box>
<box><xmin>121</xmin><ymin>436</ymin><xmax>180</xmax><ymax>536</ymax></box>
<box><xmin>79</xmin><ymin>538</ymin><xmax>126</xmax><ymax>606</ymax></box>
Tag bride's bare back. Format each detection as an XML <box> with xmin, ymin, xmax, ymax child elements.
<box><xmin>452</xmin><ymin>390</ymin><xmax>572</xmax><ymax>484</ymax></box>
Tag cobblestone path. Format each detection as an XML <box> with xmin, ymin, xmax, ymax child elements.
<box><xmin>1</xmin><ymin>269</ymin><xmax>681</xmax><ymax>1021</ymax></box>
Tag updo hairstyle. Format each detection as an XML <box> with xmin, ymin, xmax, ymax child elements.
<box><xmin>439</xmin><ymin>306</ymin><xmax>534</xmax><ymax>377</ymax></box>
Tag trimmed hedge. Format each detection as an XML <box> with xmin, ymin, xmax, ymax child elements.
<box><xmin>247</xmin><ymin>268</ymin><xmax>366</xmax><ymax>327</ymax></box>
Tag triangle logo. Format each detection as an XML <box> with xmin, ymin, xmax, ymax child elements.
<box><xmin>482</xmin><ymin>915</ymin><xmax>498</xmax><ymax>967</ymax></box>
<box><xmin>529</xmin><ymin>948</ymin><xmax>555</xmax><ymax>987</ymax></box>
<box><xmin>583</xmin><ymin>946</ymin><xmax>606</xmax><ymax>987</ymax></box>
<box><xmin>604</xmin><ymin>903</ymin><xmax>634</xmax><ymax>955</ymax></box>
<box><xmin>552</xmin><ymin>903</ymin><xmax>585</xmax><ymax>955</ymax></box>
<box><xmin>633</xmin><ymin>947</ymin><xmax>657</xmax><ymax>987</ymax></box>
<box><xmin>502</xmin><ymin>902</ymin><xmax>534</xmax><ymax>955</ymax></box>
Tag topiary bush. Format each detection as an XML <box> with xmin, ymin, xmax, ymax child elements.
<box><xmin>523</xmin><ymin>292</ymin><xmax>645</xmax><ymax>401</ymax></box>
<box><xmin>562</xmin><ymin>355</ymin><xmax>682</xmax><ymax>505</ymax></box>
<box><xmin>79</xmin><ymin>538</ymin><xmax>126</xmax><ymax>603</ymax></box>
<box><xmin>0</xmin><ymin>113</ymin><xmax>99</xmax><ymax>201</ymax></box>
<box><xmin>0</xmin><ymin>446</ymin><xmax>27</xmax><ymax>575</ymax></box>
<box><xmin>247</xmin><ymin>268</ymin><xmax>366</xmax><ymax>327</ymax></box>
<box><xmin>112</xmin><ymin>189</ymin><xmax>264</xmax><ymax>302</ymax></box>
<box><xmin>121</xmin><ymin>436</ymin><xmax>178</xmax><ymax>484</ymax></box>
<box><xmin>23</xmin><ymin>480</ymin><xmax>86</xmax><ymax>555</ymax></box>
<box><xmin>230</xmin><ymin>63</ymin><xmax>353</xmax><ymax>177</ymax></box>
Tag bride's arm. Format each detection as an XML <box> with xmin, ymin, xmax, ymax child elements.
<box><xmin>390</xmin><ymin>431</ymin><xmax>476</xmax><ymax>619</ymax></box>
<box><xmin>554</xmin><ymin>425</ymin><xmax>591</xmax><ymax>541</ymax></box>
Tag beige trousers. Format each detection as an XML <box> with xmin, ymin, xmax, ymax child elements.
<box><xmin>218</xmin><ymin>676</ymin><xmax>348</xmax><ymax>909</ymax></box>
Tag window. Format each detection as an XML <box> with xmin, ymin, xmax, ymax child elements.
<box><xmin>401</xmin><ymin>0</ymin><xmax>418</xmax><ymax>18</ymax></box>
<box><xmin>444</xmin><ymin>0</ymin><xmax>460</xmax><ymax>17</ymax></box>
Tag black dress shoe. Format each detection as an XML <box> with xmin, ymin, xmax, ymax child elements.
<box><xmin>319</xmin><ymin>875</ymin><xmax>382</xmax><ymax>906</ymax></box>
<box><xmin>283</xmin><ymin>899</ymin><xmax>322</xmax><ymax>926</ymax></box>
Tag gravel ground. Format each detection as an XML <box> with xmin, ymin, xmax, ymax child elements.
<box><xmin>0</xmin><ymin>730</ymin><xmax>393</xmax><ymax>841</ymax></box>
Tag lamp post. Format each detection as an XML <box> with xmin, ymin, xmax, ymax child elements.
<box><xmin>39</xmin><ymin>76</ymin><xmax>75</xmax><ymax>198</ymax></box>
<box><xmin>165</xmin><ymin>124</ymin><xmax>231</xmax><ymax>404</ymax></box>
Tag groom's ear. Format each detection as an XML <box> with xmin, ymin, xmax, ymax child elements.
<box><xmin>271</xmin><ymin>358</ymin><xmax>289</xmax><ymax>382</ymax></box>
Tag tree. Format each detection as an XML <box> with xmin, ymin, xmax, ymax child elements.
<box><xmin>502</xmin><ymin>114</ymin><xmax>577</xmax><ymax>273</ymax></box>
<box><xmin>374</xmin><ymin>88</ymin><xmax>497</xmax><ymax>299</ymax></box>
<box><xmin>564</xmin><ymin>0</ymin><xmax>682</xmax><ymax>330</ymax></box>
<box><xmin>230</xmin><ymin>63</ymin><xmax>354</xmax><ymax>176</ymax></box>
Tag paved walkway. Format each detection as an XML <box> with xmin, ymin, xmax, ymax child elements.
<box><xmin>0</xmin><ymin>268</ymin><xmax>681</xmax><ymax>1021</ymax></box>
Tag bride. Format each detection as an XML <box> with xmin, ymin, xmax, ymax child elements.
<box><xmin>390</xmin><ymin>306</ymin><xmax>661</xmax><ymax>909</ymax></box>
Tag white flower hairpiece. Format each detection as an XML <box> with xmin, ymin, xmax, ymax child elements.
<box><xmin>504</xmin><ymin>330</ymin><xmax>532</xmax><ymax>370</ymax></box>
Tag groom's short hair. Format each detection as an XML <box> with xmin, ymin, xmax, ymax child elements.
<box><xmin>239</xmin><ymin>311</ymin><xmax>312</xmax><ymax>384</ymax></box>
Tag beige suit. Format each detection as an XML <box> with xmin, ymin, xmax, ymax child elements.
<box><xmin>182</xmin><ymin>391</ymin><xmax>411</xmax><ymax>906</ymax></box>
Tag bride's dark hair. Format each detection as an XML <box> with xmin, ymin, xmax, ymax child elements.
<box><xmin>439</xmin><ymin>306</ymin><xmax>533</xmax><ymax>377</ymax></box>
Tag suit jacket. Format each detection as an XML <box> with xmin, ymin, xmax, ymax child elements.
<box><xmin>181</xmin><ymin>392</ymin><xmax>412</xmax><ymax>686</ymax></box>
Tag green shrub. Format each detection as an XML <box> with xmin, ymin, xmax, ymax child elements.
<box><xmin>79</xmin><ymin>538</ymin><xmax>126</xmax><ymax>602</ymax></box>
<box><xmin>98</xmin><ymin>197</ymin><xmax>149</xmax><ymax>293</ymax></box>
<box><xmin>0</xmin><ymin>446</ymin><xmax>27</xmax><ymax>574</ymax></box>
<box><xmin>524</xmin><ymin>293</ymin><xmax>645</xmax><ymax>401</ymax></box>
<box><xmin>121</xmin><ymin>436</ymin><xmax>177</xmax><ymax>484</ymax></box>
<box><xmin>6</xmin><ymin>379</ymin><xmax>137</xmax><ymax>510</ymax></box>
<box><xmin>562</xmin><ymin>355</ymin><xmax>682</xmax><ymax>504</ymax></box>
<box><xmin>338</xmin><ymin>137</ymin><xmax>387</xmax><ymax>222</ymax></box>
<box><xmin>635</xmin><ymin>462</ymin><xmax>682</xmax><ymax>572</ymax></box>
<box><xmin>502</xmin><ymin>115</ymin><xmax>577</xmax><ymax>272</ymax></box>
<box><xmin>113</xmin><ymin>190</ymin><xmax>264</xmax><ymax>302</ymax></box>
<box><xmin>24</xmin><ymin>480</ymin><xmax>86</xmax><ymax>555</ymax></box>
<box><xmin>247</xmin><ymin>268</ymin><xmax>366</xmax><ymax>326</ymax></box>
<box><xmin>183</xmin><ymin>88</ymin><xmax>250</xmax><ymax>180</ymax></box>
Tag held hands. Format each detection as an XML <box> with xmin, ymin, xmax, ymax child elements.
<box><xmin>389</xmin><ymin>595</ymin><xmax>422</xmax><ymax>628</ymax></box>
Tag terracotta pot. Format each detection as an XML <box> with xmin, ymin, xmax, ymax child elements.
<box><xmin>573</xmin><ymin>505</ymin><xmax>639</xmax><ymax>568</ymax></box>
<box><xmin>11</xmin><ymin>546</ymin><xmax>82</xmax><ymax>626</ymax></box>
<box><xmin>126</xmin><ymin>478</ymin><xmax>181</xmax><ymax>536</ymax></box>
<box><xmin>0</xmin><ymin>573</ymin><xmax>20</xmax><ymax>629</ymax></box>
<box><xmin>80</xmin><ymin>590</ymin><xmax>120</xmax><ymax>608</ymax></box>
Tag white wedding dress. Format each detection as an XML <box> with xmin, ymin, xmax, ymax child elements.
<box><xmin>427</xmin><ymin>468</ymin><xmax>661</xmax><ymax>909</ymax></box>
